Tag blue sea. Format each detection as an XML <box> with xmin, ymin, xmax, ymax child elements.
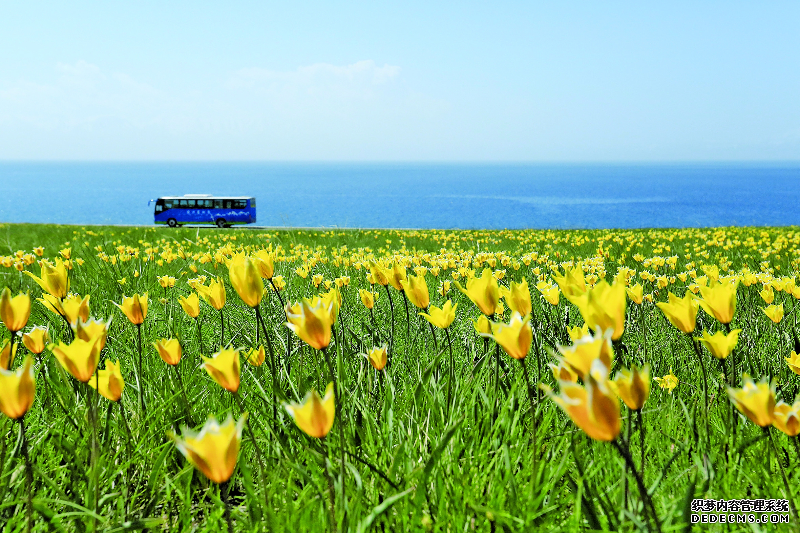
<box><xmin>1</xmin><ymin>162</ymin><xmax>798</xmax><ymax>229</ymax></box>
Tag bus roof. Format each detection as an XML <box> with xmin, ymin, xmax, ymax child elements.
<box><xmin>158</xmin><ymin>195</ymin><xmax>254</xmax><ymax>200</ymax></box>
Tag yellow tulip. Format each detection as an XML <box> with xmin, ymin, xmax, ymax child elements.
<box><xmin>608</xmin><ymin>365</ymin><xmax>650</xmax><ymax>410</ymax></box>
<box><xmin>88</xmin><ymin>360</ymin><xmax>125</xmax><ymax>402</ymax></box>
<box><xmin>285</xmin><ymin>299</ymin><xmax>334</xmax><ymax>351</ymax></box>
<box><xmin>502</xmin><ymin>279</ymin><xmax>532</xmax><ymax>316</ymax></box>
<box><xmin>366</xmin><ymin>345</ymin><xmax>388</xmax><ymax>371</ymax></box>
<box><xmin>548</xmin><ymin>362</ymin><xmax>578</xmax><ymax>382</ymax></box>
<box><xmin>654</xmin><ymin>369</ymin><xmax>679</xmax><ymax>393</ymax></box>
<box><xmin>253</xmin><ymin>249</ymin><xmax>275</xmax><ymax>280</ymax></box>
<box><xmin>388</xmin><ymin>263</ymin><xmax>407</xmax><ymax>291</ymax></box>
<box><xmin>285</xmin><ymin>383</ymin><xmax>335</xmax><ymax>438</ymax></box>
<box><xmin>196</xmin><ymin>277</ymin><xmax>226</xmax><ymax>310</ymax></box>
<box><xmin>155</xmin><ymin>338</ymin><xmax>183</xmax><ymax>366</ymax></box>
<box><xmin>113</xmin><ymin>293</ymin><xmax>148</xmax><ymax>325</ymax></box>
<box><xmin>728</xmin><ymin>374</ymin><xmax>775</xmax><ymax>427</ymax></box>
<box><xmin>556</xmin><ymin>328</ymin><xmax>614</xmax><ymax>379</ymax></box>
<box><xmin>786</xmin><ymin>351</ymin><xmax>800</xmax><ymax>376</ymax></box>
<box><xmin>0</xmin><ymin>339</ymin><xmax>16</xmax><ymax>370</ymax></box>
<box><xmin>552</xmin><ymin>262</ymin><xmax>587</xmax><ymax>303</ymax></box>
<box><xmin>49</xmin><ymin>337</ymin><xmax>101</xmax><ymax>383</ymax></box>
<box><xmin>473</xmin><ymin>315</ymin><xmax>492</xmax><ymax>335</ymax></box>
<box><xmin>400</xmin><ymin>274</ymin><xmax>430</xmax><ymax>310</ymax></box>
<box><xmin>368</xmin><ymin>261</ymin><xmax>389</xmax><ymax>286</ymax></box>
<box><xmin>22</xmin><ymin>326</ymin><xmax>49</xmax><ymax>354</ymax></box>
<box><xmin>157</xmin><ymin>275</ymin><xmax>176</xmax><ymax>288</ymax></box>
<box><xmin>420</xmin><ymin>300</ymin><xmax>458</xmax><ymax>329</ymax></box>
<box><xmin>656</xmin><ymin>292</ymin><xmax>698</xmax><ymax>333</ymax></box>
<box><xmin>244</xmin><ymin>346</ymin><xmax>265</xmax><ymax>367</ymax></box>
<box><xmin>573</xmin><ymin>279</ymin><xmax>626</xmax><ymax>340</ymax></box>
<box><xmin>171</xmin><ymin>413</ymin><xmax>247</xmax><ymax>484</ymax></box>
<box><xmin>0</xmin><ymin>356</ymin><xmax>35</xmax><ymax>419</ymax></box>
<box><xmin>455</xmin><ymin>268</ymin><xmax>500</xmax><ymax>316</ymax></box>
<box><xmin>536</xmin><ymin>283</ymin><xmax>560</xmax><ymax>306</ymax></box>
<box><xmin>271</xmin><ymin>275</ymin><xmax>286</xmax><ymax>291</ymax></box>
<box><xmin>73</xmin><ymin>317</ymin><xmax>111</xmax><ymax>353</ymax></box>
<box><xmin>0</xmin><ymin>288</ymin><xmax>30</xmax><ymax>332</ymax></box>
<box><xmin>228</xmin><ymin>253</ymin><xmax>264</xmax><ymax>308</ymax></box>
<box><xmin>773</xmin><ymin>400</ymin><xmax>800</xmax><ymax>437</ymax></box>
<box><xmin>24</xmin><ymin>258</ymin><xmax>69</xmax><ymax>299</ymax></box>
<box><xmin>482</xmin><ymin>312</ymin><xmax>532</xmax><ymax>360</ymax></box>
<box><xmin>760</xmin><ymin>286</ymin><xmax>775</xmax><ymax>305</ymax></box>
<box><xmin>567</xmin><ymin>324</ymin><xmax>590</xmax><ymax>341</ymax></box>
<box><xmin>63</xmin><ymin>294</ymin><xmax>91</xmax><ymax>325</ymax></box>
<box><xmin>317</xmin><ymin>288</ymin><xmax>342</xmax><ymax>325</ymax></box>
<box><xmin>359</xmin><ymin>289</ymin><xmax>377</xmax><ymax>309</ymax></box>
<box><xmin>179</xmin><ymin>293</ymin><xmax>201</xmax><ymax>319</ymax></box>
<box><xmin>697</xmin><ymin>280</ymin><xmax>738</xmax><ymax>324</ymax></box>
<box><xmin>696</xmin><ymin>329</ymin><xmax>740</xmax><ymax>359</ymax></box>
<box><xmin>763</xmin><ymin>304</ymin><xmax>784</xmax><ymax>324</ymax></box>
<box><xmin>542</xmin><ymin>360</ymin><xmax>620</xmax><ymax>442</ymax></box>
<box><xmin>202</xmin><ymin>348</ymin><xmax>241</xmax><ymax>393</ymax></box>
<box><xmin>626</xmin><ymin>284</ymin><xmax>644</xmax><ymax>305</ymax></box>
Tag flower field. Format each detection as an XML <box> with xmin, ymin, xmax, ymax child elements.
<box><xmin>2</xmin><ymin>223</ymin><xmax>800</xmax><ymax>532</ymax></box>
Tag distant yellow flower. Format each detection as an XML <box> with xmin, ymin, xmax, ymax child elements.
<box><xmin>171</xmin><ymin>413</ymin><xmax>247</xmax><ymax>484</ymax></box>
<box><xmin>32</xmin><ymin>246</ymin><xmax>44</xmax><ymax>257</ymax></box>
<box><xmin>573</xmin><ymin>279</ymin><xmax>626</xmax><ymax>340</ymax></box>
<box><xmin>359</xmin><ymin>289</ymin><xmax>377</xmax><ymax>309</ymax></box>
<box><xmin>552</xmin><ymin>263</ymin><xmax>587</xmax><ymax>303</ymax></box>
<box><xmin>157</xmin><ymin>275</ymin><xmax>176</xmax><ymax>288</ymax></box>
<box><xmin>556</xmin><ymin>328</ymin><xmax>614</xmax><ymax>379</ymax></box>
<box><xmin>773</xmin><ymin>400</ymin><xmax>800</xmax><ymax>437</ymax></box>
<box><xmin>22</xmin><ymin>326</ymin><xmax>49</xmax><ymax>354</ymax></box>
<box><xmin>502</xmin><ymin>279</ymin><xmax>532</xmax><ymax>316</ymax></box>
<box><xmin>59</xmin><ymin>247</ymin><xmax>71</xmax><ymax>260</ymax></box>
<box><xmin>202</xmin><ymin>348</ymin><xmax>241</xmax><ymax>393</ymax></box>
<box><xmin>271</xmin><ymin>275</ymin><xmax>286</xmax><ymax>291</ymax></box>
<box><xmin>24</xmin><ymin>258</ymin><xmax>69</xmax><ymax>299</ymax></box>
<box><xmin>787</xmin><ymin>351</ymin><xmax>800</xmax><ymax>376</ymax></box>
<box><xmin>0</xmin><ymin>288</ymin><xmax>30</xmax><ymax>332</ymax></box>
<box><xmin>60</xmin><ymin>294</ymin><xmax>91</xmax><ymax>325</ymax></box>
<box><xmin>244</xmin><ymin>346</ymin><xmax>265</xmax><ymax>367</ymax></box>
<box><xmin>455</xmin><ymin>268</ymin><xmax>500</xmax><ymax>316</ymax></box>
<box><xmin>400</xmin><ymin>274</ymin><xmax>430</xmax><ymax>309</ymax></box>
<box><xmin>654</xmin><ymin>369</ymin><xmax>679</xmax><ymax>393</ymax></box>
<box><xmin>482</xmin><ymin>312</ymin><xmax>532</xmax><ymax>360</ymax></box>
<box><xmin>179</xmin><ymin>292</ymin><xmax>201</xmax><ymax>318</ymax></box>
<box><xmin>535</xmin><ymin>281</ymin><xmax>559</xmax><ymax>305</ymax></box>
<box><xmin>195</xmin><ymin>277</ymin><xmax>226</xmax><ymax>310</ymax></box>
<box><xmin>88</xmin><ymin>360</ymin><xmax>125</xmax><ymax>402</ymax></box>
<box><xmin>285</xmin><ymin>299</ymin><xmax>334</xmax><ymax>351</ymax></box>
<box><xmin>285</xmin><ymin>383</ymin><xmax>335</xmax><ymax>438</ymax></box>
<box><xmin>728</xmin><ymin>374</ymin><xmax>775</xmax><ymax>427</ymax></box>
<box><xmin>117</xmin><ymin>278</ymin><xmax>127</xmax><ymax>286</ymax></box>
<box><xmin>0</xmin><ymin>339</ymin><xmax>16</xmax><ymax>370</ymax></box>
<box><xmin>697</xmin><ymin>280</ymin><xmax>738</xmax><ymax>324</ymax></box>
<box><xmin>312</xmin><ymin>274</ymin><xmax>324</xmax><ymax>288</ymax></box>
<box><xmin>366</xmin><ymin>345</ymin><xmax>388</xmax><ymax>371</ymax></box>
<box><xmin>296</xmin><ymin>266</ymin><xmax>309</xmax><ymax>278</ymax></box>
<box><xmin>228</xmin><ymin>253</ymin><xmax>264</xmax><ymax>308</ymax></box>
<box><xmin>155</xmin><ymin>338</ymin><xmax>183</xmax><ymax>366</ymax></box>
<box><xmin>49</xmin><ymin>337</ymin><xmax>101</xmax><ymax>383</ymax></box>
<box><xmin>656</xmin><ymin>292</ymin><xmax>698</xmax><ymax>333</ymax></box>
<box><xmin>608</xmin><ymin>365</ymin><xmax>650</xmax><ymax>410</ymax></box>
<box><xmin>0</xmin><ymin>356</ymin><xmax>35</xmax><ymax>419</ymax></box>
<box><xmin>113</xmin><ymin>294</ymin><xmax>148</xmax><ymax>325</ymax></box>
<box><xmin>696</xmin><ymin>329</ymin><xmax>740</xmax><ymax>359</ymax></box>
<box><xmin>542</xmin><ymin>360</ymin><xmax>620</xmax><ymax>442</ymax></box>
<box><xmin>420</xmin><ymin>300</ymin><xmax>458</xmax><ymax>329</ymax></box>
<box><xmin>763</xmin><ymin>304</ymin><xmax>784</xmax><ymax>323</ymax></box>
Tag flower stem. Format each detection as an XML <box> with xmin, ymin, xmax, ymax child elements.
<box><xmin>519</xmin><ymin>357</ymin><xmax>538</xmax><ymax>488</ymax></box>
<box><xmin>220</xmin><ymin>480</ymin><xmax>234</xmax><ymax>533</ymax></box>
<box><xmin>384</xmin><ymin>285</ymin><xmax>395</xmax><ymax>362</ymax></box>
<box><xmin>255</xmin><ymin>306</ymin><xmax>278</xmax><ymax>422</ymax></box>
<box><xmin>196</xmin><ymin>317</ymin><xmax>205</xmax><ymax>357</ymax></box>
<box><xmin>219</xmin><ymin>309</ymin><xmax>225</xmax><ymax>348</ymax></box>
<box><xmin>135</xmin><ymin>323</ymin><xmax>146</xmax><ymax>414</ymax></box>
<box><xmin>321</xmin><ymin>347</ymin><xmax>346</xmax><ymax>531</ymax></box>
<box><xmin>767</xmin><ymin>427</ymin><xmax>799</xmax><ymax>523</ymax></box>
<box><xmin>611</xmin><ymin>439</ymin><xmax>662</xmax><ymax>533</ymax></box>
<box><xmin>174</xmin><ymin>365</ymin><xmax>194</xmax><ymax>427</ymax></box>
<box><xmin>19</xmin><ymin>417</ymin><xmax>33</xmax><ymax>533</ymax></box>
<box><xmin>688</xmin><ymin>334</ymin><xmax>710</xmax><ymax>452</ymax></box>
<box><xmin>444</xmin><ymin>327</ymin><xmax>453</xmax><ymax>418</ymax></box>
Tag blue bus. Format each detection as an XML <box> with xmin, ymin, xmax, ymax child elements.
<box><xmin>153</xmin><ymin>195</ymin><xmax>257</xmax><ymax>228</ymax></box>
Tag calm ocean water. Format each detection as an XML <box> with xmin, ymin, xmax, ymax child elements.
<box><xmin>1</xmin><ymin>162</ymin><xmax>798</xmax><ymax>229</ymax></box>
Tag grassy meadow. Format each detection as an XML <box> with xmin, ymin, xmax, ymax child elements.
<box><xmin>2</xmin><ymin>222</ymin><xmax>800</xmax><ymax>532</ymax></box>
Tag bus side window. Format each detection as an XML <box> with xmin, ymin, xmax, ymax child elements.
<box><xmin>224</xmin><ymin>201</ymin><xmax>232</xmax><ymax>209</ymax></box>
<box><xmin>155</xmin><ymin>205</ymin><xmax>163</xmax><ymax>213</ymax></box>
<box><xmin>164</xmin><ymin>200</ymin><xmax>174</xmax><ymax>209</ymax></box>
<box><xmin>179</xmin><ymin>200</ymin><xmax>188</xmax><ymax>208</ymax></box>
<box><xmin>187</xmin><ymin>200</ymin><xmax>197</xmax><ymax>208</ymax></box>
<box><xmin>214</xmin><ymin>200</ymin><xmax>222</xmax><ymax>208</ymax></box>
<box><xmin>233</xmin><ymin>200</ymin><xmax>246</xmax><ymax>209</ymax></box>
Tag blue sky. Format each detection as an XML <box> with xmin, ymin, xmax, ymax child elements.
<box><xmin>0</xmin><ymin>1</ymin><xmax>798</xmax><ymax>161</ymax></box>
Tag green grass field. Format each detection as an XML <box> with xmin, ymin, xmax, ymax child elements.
<box><xmin>1</xmin><ymin>223</ymin><xmax>800</xmax><ymax>532</ymax></box>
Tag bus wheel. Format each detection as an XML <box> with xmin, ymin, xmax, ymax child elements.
<box><xmin>216</xmin><ymin>218</ymin><xmax>227</xmax><ymax>228</ymax></box>
<box><xmin>167</xmin><ymin>218</ymin><xmax>178</xmax><ymax>228</ymax></box>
